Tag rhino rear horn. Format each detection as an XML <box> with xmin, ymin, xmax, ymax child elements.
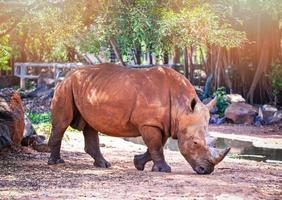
<box><xmin>209</xmin><ymin>147</ymin><xmax>231</xmax><ymax>165</ymax></box>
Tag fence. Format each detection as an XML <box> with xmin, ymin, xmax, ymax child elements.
<box><xmin>14</xmin><ymin>62</ymin><xmax>83</xmax><ymax>89</ymax></box>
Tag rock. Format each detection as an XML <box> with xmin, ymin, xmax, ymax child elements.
<box><xmin>29</xmin><ymin>135</ymin><xmax>50</xmax><ymax>152</ymax></box>
<box><xmin>225</xmin><ymin>94</ymin><xmax>245</xmax><ymax>103</ymax></box>
<box><xmin>21</xmin><ymin>115</ymin><xmax>37</xmax><ymax>146</ymax></box>
<box><xmin>261</xmin><ymin>104</ymin><xmax>278</xmax><ymax>124</ymax></box>
<box><xmin>0</xmin><ymin>88</ymin><xmax>25</xmax><ymax>150</ymax></box>
<box><xmin>209</xmin><ymin>114</ymin><xmax>225</xmax><ymax>125</ymax></box>
<box><xmin>21</xmin><ymin>115</ymin><xmax>50</xmax><ymax>152</ymax></box>
<box><xmin>224</xmin><ymin>102</ymin><xmax>258</xmax><ymax>124</ymax></box>
<box><xmin>272</xmin><ymin>110</ymin><xmax>282</xmax><ymax>122</ymax></box>
<box><xmin>209</xmin><ymin>114</ymin><xmax>219</xmax><ymax>124</ymax></box>
<box><xmin>216</xmin><ymin>117</ymin><xmax>226</xmax><ymax>125</ymax></box>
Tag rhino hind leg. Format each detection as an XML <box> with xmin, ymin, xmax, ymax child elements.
<box><xmin>48</xmin><ymin>124</ymin><xmax>68</xmax><ymax>165</ymax></box>
<box><xmin>48</xmin><ymin>83</ymin><xmax>74</xmax><ymax>165</ymax></box>
<box><xmin>140</xmin><ymin>126</ymin><xmax>171</xmax><ymax>173</ymax></box>
<box><xmin>83</xmin><ymin>124</ymin><xmax>111</xmax><ymax>168</ymax></box>
<box><xmin>134</xmin><ymin>150</ymin><xmax>152</xmax><ymax>171</ymax></box>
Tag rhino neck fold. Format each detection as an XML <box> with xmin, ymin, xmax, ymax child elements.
<box><xmin>169</xmin><ymin>91</ymin><xmax>184</xmax><ymax>140</ymax></box>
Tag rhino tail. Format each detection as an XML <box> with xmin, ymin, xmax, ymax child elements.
<box><xmin>69</xmin><ymin>87</ymin><xmax>87</xmax><ymax>132</ymax></box>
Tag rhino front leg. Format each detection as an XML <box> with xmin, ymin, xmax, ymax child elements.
<box><xmin>140</xmin><ymin>126</ymin><xmax>171</xmax><ymax>173</ymax></box>
<box><xmin>83</xmin><ymin>124</ymin><xmax>111</xmax><ymax>168</ymax></box>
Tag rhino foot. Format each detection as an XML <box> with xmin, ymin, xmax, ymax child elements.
<box><xmin>134</xmin><ymin>152</ymin><xmax>151</xmax><ymax>171</ymax></box>
<box><xmin>94</xmin><ymin>159</ymin><xmax>111</xmax><ymax>168</ymax></box>
<box><xmin>134</xmin><ymin>155</ymin><xmax>145</xmax><ymax>171</ymax></box>
<box><xmin>152</xmin><ymin>160</ymin><xmax>171</xmax><ymax>173</ymax></box>
<box><xmin>48</xmin><ymin>157</ymin><xmax>65</xmax><ymax>165</ymax></box>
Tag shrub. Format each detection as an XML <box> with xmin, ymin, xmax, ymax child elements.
<box><xmin>213</xmin><ymin>87</ymin><xmax>230</xmax><ymax>117</ymax></box>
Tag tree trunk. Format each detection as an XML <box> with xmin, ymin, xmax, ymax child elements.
<box><xmin>183</xmin><ymin>47</ymin><xmax>189</xmax><ymax>78</ymax></box>
<box><xmin>148</xmin><ymin>44</ymin><xmax>153</xmax><ymax>65</ymax></box>
<box><xmin>109</xmin><ymin>37</ymin><xmax>126</xmax><ymax>66</ymax></box>
<box><xmin>214</xmin><ymin>47</ymin><xmax>221</xmax><ymax>89</ymax></box>
<box><xmin>247</xmin><ymin>41</ymin><xmax>270</xmax><ymax>104</ymax></box>
<box><xmin>135</xmin><ymin>44</ymin><xmax>142</xmax><ymax>65</ymax></box>
<box><xmin>173</xmin><ymin>47</ymin><xmax>180</xmax><ymax>64</ymax></box>
<box><xmin>163</xmin><ymin>50</ymin><xmax>169</xmax><ymax>64</ymax></box>
<box><xmin>188</xmin><ymin>46</ymin><xmax>194</xmax><ymax>82</ymax></box>
<box><xmin>221</xmin><ymin>49</ymin><xmax>232</xmax><ymax>93</ymax></box>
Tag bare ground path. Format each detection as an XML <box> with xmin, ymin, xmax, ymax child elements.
<box><xmin>0</xmin><ymin>130</ymin><xmax>281</xmax><ymax>200</ymax></box>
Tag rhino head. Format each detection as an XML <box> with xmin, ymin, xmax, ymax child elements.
<box><xmin>176</xmin><ymin>98</ymin><xmax>230</xmax><ymax>174</ymax></box>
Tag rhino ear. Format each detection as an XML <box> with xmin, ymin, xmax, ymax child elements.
<box><xmin>190</xmin><ymin>98</ymin><xmax>197</xmax><ymax>112</ymax></box>
<box><xmin>206</xmin><ymin>97</ymin><xmax>217</xmax><ymax>111</ymax></box>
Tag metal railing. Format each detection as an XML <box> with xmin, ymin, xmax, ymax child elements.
<box><xmin>14</xmin><ymin>62</ymin><xmax>83</xmax><ymax>89</ymax></box>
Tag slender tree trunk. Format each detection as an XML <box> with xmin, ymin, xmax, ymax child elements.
<box><xmin>188</xmin><ymin>46</ymin><xmax>194</xmax><ymax>82</ymax></box>
<box><xmin>200</xmin><ymin>48</ymin><xmax>207</xmax><ymax>72</ymax></box>
<box><xmin>163</xmin><ymin>50</ymin><xmax>169</xmax><ymax>64</ymax></box>
<box><xmin>214</xmin><ymin>47</ymin><xmax>221</xmax><ymax>89</ymax></box>
<box><xmin>109</xmin><ymin>37</ymin><xmax>126</xmax><ymax>66</ymax></box>
<box><xmin>135</xmin><ymin>44</ymin><xmax>142</xmax><ymax>65</ymax></box>
<box><xmin>222</xmin><ymin>49</ymin><xmax>232</xmax><ymax>93</ymax></box>
<box><xmin>183</xmin><ymin>47</ymin><xmax>189</xmax><ymax>78</ymax></box>
<box><xmin>173</xmin><ymin>47</ymin><xmax>180</xmax><ymax>64</ymax></box>
<box><xmin>148</xmin><ymin>44</ymin><xmax>153</xmax><ymax>65</ymax></box>
<box><xmin>247</xmin><ymin>41</ymin><xmax>270</xmax><ymax>104</ymax></box>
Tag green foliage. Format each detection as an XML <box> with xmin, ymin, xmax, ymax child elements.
<box><xmin>213</xmin><ymin>87</ymin><xmax>230</xmax><ymax>117</ymax></box>
<box><xmin>0</xmin><ymin>36</ymin><xmax>12</xmax><ymax>70</ymax></box>
<box><xmin>26</xmin><ymin>112</ymin><xmax>51</xmax><ymax>124</ymax></box>
<box><xmin>159</xmin><ymin>3</ymin><xmax>246</xmax><ymax>49</ymax></box>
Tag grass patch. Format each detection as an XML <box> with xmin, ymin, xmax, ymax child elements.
<box><xmin>26</xmin><ymin>112</ymin><xmax>51</xmax><ymax>124</ymax></box>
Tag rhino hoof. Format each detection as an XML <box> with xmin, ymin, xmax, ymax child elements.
<box><xmin>48</xmin><ymin>158</ymin><xmax>65</xmax><ymax>165</ymax></box>
<box><xmin>134</xmin><ymin>158</ymin><xmax>145</xmax><ymax>171</ymax></box>
<box><xmin>94</xmin><ymin>159</ymin><xmax>111</xmax><ymax>168</ymax></box>
<box><xmin>152</xmin><ymin>161</ymin><xmax>171</xmax><ymax>173</ymax></box>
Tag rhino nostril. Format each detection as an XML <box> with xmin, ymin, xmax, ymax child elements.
<box><xmin>199</xmin><ymin>166</ymin><xmax>205</xmax><ymax>172</ymax></box>
<box><xmin>195</xmin><ymin>166</ymin><xmax>206</xmax><ymax>174</ymax></box>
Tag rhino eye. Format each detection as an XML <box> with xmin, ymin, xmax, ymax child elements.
<box><xmin>193</xmin><ymin>141</ymin><xmax>198</xmax><ymax>145</ymax></box>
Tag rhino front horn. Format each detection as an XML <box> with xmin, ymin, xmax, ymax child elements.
<box><xmin>209</xmin><ymin>147</ymin><xmax>231</xmax><ymax>165</ymax></box>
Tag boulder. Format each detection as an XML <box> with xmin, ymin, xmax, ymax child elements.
<box><xmin>224</xmin><ymin>102</ymin><xmax>258</xmax><ymax>124</ymax></box>
<box><xmin>261</xmin><ymin>104</ymin><xmax>278</xmax><ymax>124</ymax></box>
<box><xmin>0</xmin><ymin>88</ymin><xmax>25</xmax><ymax>150</ymax></box>
<box><xmin>21</xmin><ymin>115</ymin><xmax>37</xmax><ymax>146</ymax></box>
<box><xmin>225</xmin><ymin>94</ymin><xmax>245</xmax><ymax>103</ymax></box>
<box><xmin>21</xmin><ymin>115</ymin><xmax>50</xmax><ymax>152</ymax></box>
<box><xmin>271</xmin><ymin>110</ymin><xmax>282</xmax><ymax>124</ymax></box>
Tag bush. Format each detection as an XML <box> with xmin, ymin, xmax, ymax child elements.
<box><xmin>213</xmin><ymin>87</ymin><xmax>230</xmax><ymax>117</ymax></box>
<box><xmin>26</xmin><ymin>112</ymin><xmax>51</xmax><ymax>124</ymax></box>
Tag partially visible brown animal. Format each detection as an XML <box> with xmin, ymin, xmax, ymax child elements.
<box><xmin>48</xmin><ymin>64</ymin><xmax>230</xmax><ymax>174</ymax></box>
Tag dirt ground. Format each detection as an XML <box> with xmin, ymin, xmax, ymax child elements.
<box><xmin>1</xmin><ymin>126</ymin><xmax>282</xmax><ymax>200</ymax></box>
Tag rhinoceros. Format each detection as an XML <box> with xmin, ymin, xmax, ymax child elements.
<box><xmin>48</xmin><ymin>63</ymin><xmax>230</xmax><ymax>174</ymax></box>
